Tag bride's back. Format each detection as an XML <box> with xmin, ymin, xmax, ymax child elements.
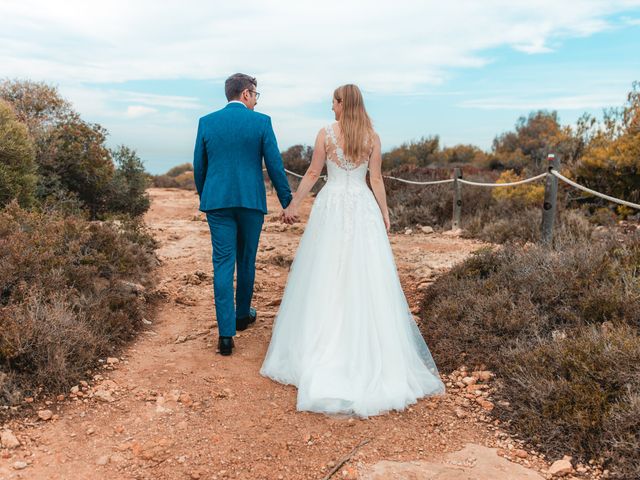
<box><xmin>324</xmin><ymin>122</ymin><xmax>373</xmax><ymax>184</ymax></box>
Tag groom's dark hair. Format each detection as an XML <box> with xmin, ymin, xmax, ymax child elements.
<box><xmin>225</xmin><ymin>73</ymin><xmax>257</xmax><ymax>101</ymax></box>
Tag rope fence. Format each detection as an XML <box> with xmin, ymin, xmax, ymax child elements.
<box><xmin>549</xmin><ymin>169</ymin><xmax>640</xmax><ymax>210</ymax></box>
<box><xmin>382</xmin><ymin>175</ymin><xmax>454</xmax><ymax>185</ymax></box>
<box><xmin>271</xmin><ymin>153</ymin><xmax>638</xmax><ymax>243</ymax></box>
<box><xmin>456</xmin><ymin>172</ymin><xmax>548</xmax><ymax>187</ymax></box>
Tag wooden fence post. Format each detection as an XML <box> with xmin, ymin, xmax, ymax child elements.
<box><xmin>541</xmin><ymin>154</ymin><xmax>560</xmax><ymax>244</ymax></box>
<box><xmin>452</xmin><ymin>168</ymin><xmax>462</xmax><ymax>230</ymax></box>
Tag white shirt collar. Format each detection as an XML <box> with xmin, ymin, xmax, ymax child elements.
<box><xmin>228</xmin><ymin>100</ymin><xmax>247</xmax><ymax>107</ymax></box>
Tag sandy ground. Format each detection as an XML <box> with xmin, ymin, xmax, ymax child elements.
<box><xmin>0</xmin><ymin>188</ymin><xmax>552</xmax><ymax>480</ymax></box>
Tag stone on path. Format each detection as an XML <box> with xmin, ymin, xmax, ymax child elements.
<box><xmin>361</xmin><ymin>444</ymin><xmax>544</xmax><ymax>480</ymax></box>
<box><xmin>37</xmin><ymin>409</ymin><xmax>54</xmax><ymax>421</ymax></box>
<box><xmin>1</xmin><ymin>430</ymin><xmax>20</xmax><ymax>449</ymax></box>
<box><xmin>548</xmin><ymin>457</ymin><xmax>574</xmax><ymax>477</ymax></box>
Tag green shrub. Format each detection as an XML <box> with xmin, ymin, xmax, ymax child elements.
<box><xmin>0</xmin><ymin>101</ymin><xmax>38</xmax><ymax>208</ymax></box>
<box><xmin>165</xmin><ymin>163</ymin><xmax>193</xmax><ymax>178</ymax></box>
<box><xmin>107</xmin><ymin>145</ymin><xmax>150</xmax><ymax>217</ymax></box>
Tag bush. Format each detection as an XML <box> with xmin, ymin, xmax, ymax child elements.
<box><xmin>420</xmin><ymin>231</ymin><xmax>640</xmax><ymax>478</ymax></box>
<box><xmin>382</xmin><ymin>136</ymin><xmax>441</xmax><ymax>169</ymax></box>
<box><xmin>0</xmin><ymin>202</ymin><xmax>158</xmax><ymax>406</ymax></box>
<box><xmin>152</xmin><ymin>164</ymin><xmax>196</xmax><ymax>190</ymax></box>
<box><xmin>0</xmin><ymin>79</ymin><xmax>73</xmax><ymax>138</ymax></box>
<box><xmin>575</xmin><ymin>82</ymin><xmax>640</xmax><ymax>217</ymax></box>
<box><xmin>384</xmin><ymin>165</ymin><xmax>499</xmax><ymax>233</ymax></box>
<box><xmin>491</xmin><ymin>170</ymin><xmax>545</xmax><ymax>206</ymax></box>
<box><xmin>107</xmin><ymin>145</ymin><xmax>151</xmax><ymax>217</ymax></box>
<box><xmin>37</xmin><ymin>118</ymin><xmax>115</xmax><ymax>217</ymax></box>
<box><xmin>165</xmin><ymin>163</ymin><xmax>193</xmax><ymax>178</ymax></box>
<box><xmin>0</xmin><ymin>101</ymin><xmax>38</xmax><ymax>208</ymax></box>
<box><xmin>2</xmin><ymin>79</ymin><xmax>152</xmax><ymax>218</ymax></box>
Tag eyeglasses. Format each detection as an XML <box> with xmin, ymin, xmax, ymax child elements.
<box><xmin>247</xmin><ymin>89</ymin><xmax>260</xmax><ymax>100</ymax></box>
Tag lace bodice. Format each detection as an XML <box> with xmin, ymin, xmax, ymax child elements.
<box><xmin>323</xmin><ymin>124</ymin><xmax>372</xmax><ymax>185</ymax></box>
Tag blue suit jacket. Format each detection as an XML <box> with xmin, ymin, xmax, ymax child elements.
<box><xmin>193</xmin><ymin>102</ymin><xmax>292</xmax><ymax>214</ymax></box>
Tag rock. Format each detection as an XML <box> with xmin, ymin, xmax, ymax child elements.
<box><xmin>175</xmin><ymin>335</ymin><xmax>188</xmax><ymax>344</ymax></box>
<box><xmin>106</xmin><ymin>357</ymin><xmax>119</xmax><ymax>365</ymax></box>
<box><xmin>462</xmin><ymin>376</ymin><xmax>477</xmax><ymax>386</ymax></box>
<box><xmin>454</xmin><ymin>408</ymin><xmax>467</xmax><ymax>419</ymax></box>
<box><xmin>117</xmin><ymin>280</ymin><xmax>145</xmax><ymax>295</ymax></box>
<box><xmin>548</xmin><ymin>458</ymin><xmax>573</xmax><ymax>477</ymax></box>
<box><xmin>514</xmin><ymin>449</ymin><xmax>528</xmax><ymax>459</ymax></box>
<box><xmin>341</xmin><ymin>465</ymin><xmax>358</xmax><ymax>479</ymax></box>
<box><xmin>12</xmin><ymin>461</ymin><xmax>28</xmax><ymax>470</ymax></box>
<box><xmin>175</xmin><ymin>295</ymin><xmax>197</xmax><ymax>306</ymax></box>
<box><xmin>70</xmin><ymin>385</ymin><xmax>80</xmax><ymax>394</ymax></box>
<box><xmin>96</xmin><ymin>455</ymin><xmax>110</xmax><ymax>466</ymax></box>
<box><xmin>100</xmin><ymin>379</ymin><xmax>118</xmax><ymax>390</ymax></box>
<box><xmin>473</xmin><ymin>370</ymin><xmax>493</xmax><ymax>382</ymax></box>
<box><xmin>93</xmin><ymin>390</ymin><xmax>115</xmax><ymax>403</ymax></box>
<box><xmin>37</xmin><ymin>409</ymin><xmax>54</xmax><ymax>421</ymax></box>
<box><xmin>168</xmin><ymin>390</ymin><xmax>181</xmax><ymax>402</ymax></box>
<box><xmin>1</xmin><ymin>430</ymin><xmax>20</xmax><ymax>449</ymax></box>
<box><xmin>421</xmin><ymin>226</ymin><xmax>434</xmax><ymax>234</ymax></box>
<box><xmin>404</xmin><ymin>229</ymin><xmax>413</xmax><ymax>235</ymax></box>
<box><xmin>476</xmin><ymin>399</ymin><xmax>494</xmax><ymax>411</ymax></box>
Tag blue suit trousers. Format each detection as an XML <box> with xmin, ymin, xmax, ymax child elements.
<box><xmin>206</xmin><ymin>207</ymin><xmax>264</xmax><ymax>337</ymax></box>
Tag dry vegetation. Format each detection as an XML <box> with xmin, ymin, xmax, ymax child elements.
<box><xmin>0</xmin><ymin>80</ymin><xmax>158</xmax><ymax>415</ymax></box>
<box><xmin>0</xmin><ymin>202</ymin><xmax>158</xmax><ymax>411</ymax></box>
<box><xmin>420</xmin><ymin>228</ymin><xmax>640</xmax><ymax>479</ymax></box>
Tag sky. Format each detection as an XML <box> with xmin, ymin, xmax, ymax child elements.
<box><xmin>1</xmin><ymin>0</ymin><xmax>640</xmax><ymax>174</ymax></box>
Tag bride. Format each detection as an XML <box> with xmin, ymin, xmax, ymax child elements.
<box><xmin>259</xmin><ymin>84</ymin><xmax>445</xmax><ymax>417</ymax></box>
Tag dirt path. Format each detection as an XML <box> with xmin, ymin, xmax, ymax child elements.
<box><xmin>1</xmin><ymin>188</ymin><xmax>550</xmax><ymax>480</ymax></box>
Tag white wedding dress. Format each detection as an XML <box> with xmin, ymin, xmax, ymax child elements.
<box><xmin>260</xmin><ymin>124</ymin><xmax>445</xmax><ymax>417</ymax></box>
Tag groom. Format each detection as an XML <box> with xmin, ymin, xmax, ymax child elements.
<box><xmin>193</xmin><ymin>73</ymin><xmax>296</xmax><ymax>356</ymax></box>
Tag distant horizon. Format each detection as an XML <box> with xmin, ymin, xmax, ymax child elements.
<box><xmin>2</xmin><ymin>0</ymin><xmax>639</xmax><ymax>174</ymax></box>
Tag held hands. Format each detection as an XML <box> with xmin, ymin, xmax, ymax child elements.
<box><xmin>281</xmin><ymin>203</ymin><xmax>299</xmax><ymax>225</ymax></box>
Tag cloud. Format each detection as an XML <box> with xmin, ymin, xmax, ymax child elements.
<box><xmin>126</xmin><ymin>105</ymin><xmax>158</xmax><ymax>118</ymax></box>
<box><xmin>2</xmin><ymin>0</ymin><xmax>638</xmax><ymax>172</ymax></box>
<box><xmin>460</xmin><ymin>92</ymin><xmax>627</xmax><ymax>110</ymax></box>
<box><xmin>2</xmin><ymin>0</ymin><xmax>639</xmax><ymax>102</ymax></box>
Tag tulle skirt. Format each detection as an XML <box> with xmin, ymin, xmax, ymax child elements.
<box><xmin>260</xmin><ymin>182</ymin><xmax>445</xmax><ymax>417</ymax></box>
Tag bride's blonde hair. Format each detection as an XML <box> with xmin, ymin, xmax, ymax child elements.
<box><xmin>333</xmin><ymin>84</ymin><xmax>374</xmax><ymax>161</ymax></box>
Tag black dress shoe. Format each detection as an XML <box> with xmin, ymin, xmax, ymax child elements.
<box><xmin>236</xmin><ymin>307</ymin><xmax>257</xmax><ymax>331</ymax></box>
<box><xmin>218</xmin><ymin>336</ymin><xmax>234</xmax><ymax>356</ymax></box>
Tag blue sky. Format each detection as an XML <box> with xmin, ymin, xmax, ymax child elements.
<box><xmin>1</xmin><ymin>0</ymin><xmax>639</xmax><ymax>174</ymax></box>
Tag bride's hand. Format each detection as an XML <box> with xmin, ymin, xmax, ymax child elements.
<box><xmin>282</xmin><ymin>204</ymin><xmax>299</xmax><ymax>224</ymax></box>
<box><xmin>383</xmin><ymin>215</ymin><xmax>390</xmax><ymax>233</ymax></box>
